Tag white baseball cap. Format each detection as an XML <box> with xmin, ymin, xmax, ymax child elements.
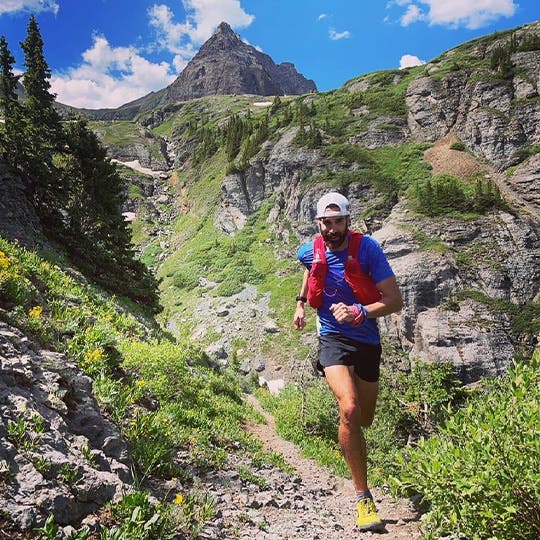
<box><xmin>316</xmin><ymin>192</ymin><xmax>350</xmax><ymax>218</ymax></box>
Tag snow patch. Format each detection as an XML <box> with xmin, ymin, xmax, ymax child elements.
<box><xmin>111</xmin><ymin>159</ymin><xmax>165</xmax><ymax>177</ymax></box>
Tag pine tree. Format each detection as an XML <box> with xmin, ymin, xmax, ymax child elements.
<box><xmin>60</xmin><ymin>119</ymin><xmax>160</xmax><ymax>310</ymax></box>
<box><xmin>270</xmin><ymin>95</ymin><xmax>281</xmax><ymax>115</ymax></box>
<box><xmin>20</xmin><ymin>14</ymin><xmax>65</xmax><ymax>224</ymax></box>
<box><xmin>0</xmin><ymin>35</ymin><xmax>25</xmax><ymax>167</ymax></box>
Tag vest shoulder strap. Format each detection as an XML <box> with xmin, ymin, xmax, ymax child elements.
<box><xmin>347</xmin><ymin>231</ymin><xmax>363</xmax><ymax>262</ymax></box>
<box><xmin>313</xmin><ymin>235</ymin><xmax>326</xmax><ymax>263</ymax></box>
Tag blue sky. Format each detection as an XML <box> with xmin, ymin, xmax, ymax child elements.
<box><xmin>0</xmin><ymin>0</ymin><xmax>538</xmax><ymax>109</ymax></box>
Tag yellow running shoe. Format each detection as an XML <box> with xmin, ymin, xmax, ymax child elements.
<box><xmin>356</xmin><ymin>497</ymin><xmax>383</xmax><ymax>531</ymax></box>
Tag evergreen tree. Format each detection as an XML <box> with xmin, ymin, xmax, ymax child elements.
<box><xmin>224</xmin><ymin>114</ymin><xmax>246</xmax><ymax>161</ymax></box>
<box><xmin>269</xmin><ymin>95</ymin><xmax>282</xmax><ymax>115</ymax></box>
<box><xmin>0</xmin><ymin>36</ymin><xmax>25</xmax><ymax>167</ymax></box>
<box><xmin>20</xmin><ymin>14</ymin><xmax>65</xmax><ymax>225</ymax></box>
<box><xmin>60</xmin><ymin>119</ymin><xmax>160</xmax><ymax>310</ymax></box>
<box><xmin>306</xmin><ymin>122</ymin><xmax>322</xmax><ymax>148</ymax></box>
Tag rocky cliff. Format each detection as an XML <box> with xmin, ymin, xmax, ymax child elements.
<box><xmin>0</xmin><ymin>163</ymin><xmax>47</xmax><ymax>250</ymax></box>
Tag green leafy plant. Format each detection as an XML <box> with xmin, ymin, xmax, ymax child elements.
<box><xmin>58</xmin><ymin>463</ymin><xmax>80</xmax><ymax>486</ymax></box>
<box><xmin>450</xmin><ymin>140</ymin><xmax>466</xmax><ymax>151</ymax></box>
<box><xmin>397</xmin><ymin>355</ymin><xmax>540</xmax><ymax>540</ymax></box>
<box><xmin>107</xmin><ymin>491</ymin><xmax>176</xmax><ymax>540</ymax></box>
<box><xmin>81</xmin><ymin>444</ymin><xmax>96</xmax><ymax>467</ymax></box>
<box><xmin>237</xmin><ymin>464</ymin><xmax>268</xmax><ymax>489</ymax></box>
<box><xmin>34</xmin><ymin>514</ymin><xmax>59</xmax><ymax>540</ymax></box>
<box><xmin>171</xmin><ymin>484</ymin><xmax>216</xmax><ymax>540</ymax></box>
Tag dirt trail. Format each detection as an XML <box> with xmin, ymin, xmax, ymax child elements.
<box><xmin>245</xmin><ymin>395</ymin><xmax>422</xmax><ymax>539</ymax></box>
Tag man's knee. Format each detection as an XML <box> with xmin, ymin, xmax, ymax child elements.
<box><xmin>340</xmin><ymin>400</ymin><xmax>375</xmax><ymax>428</ymax></box>
<box><xmin>339</xmin><ymin>399</ymin><xmax>361</xmax><ymax>428</ymax></box>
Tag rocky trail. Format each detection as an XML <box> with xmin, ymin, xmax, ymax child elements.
<box><xmin>195</xmin><ymin>394</ymin><xmax>422</xmax><ymax>540</ymax></box>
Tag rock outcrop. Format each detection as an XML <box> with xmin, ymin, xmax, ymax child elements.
<box><xmin>375</xmin><ymin>206</ymin><xmax>539</xmax><ymax>382</ymax></box>
<box><xmin>0</xmin><ymin>162</ymin><xmax>47</xmax><ymax>250</ymax></box>
<box><xmin>0</xmin><ymin>322</ymin><xmax>132</xmax><ymax>531</ymax></box>
<box><xmin>406</xmin><ymin>22</ymin><xmax>540</xmax><ymax>170</ymax></box>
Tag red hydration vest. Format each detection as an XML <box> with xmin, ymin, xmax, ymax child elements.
<box><xmin>307</xmin><ymin>231</ymin><xmax>382</xmax><ymax>309</ymax></box>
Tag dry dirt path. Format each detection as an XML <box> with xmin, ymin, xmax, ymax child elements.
<box><xmin>244</xmin><ymin>395</ymin><xmax>422</xmax><ymax>540</ymax></box>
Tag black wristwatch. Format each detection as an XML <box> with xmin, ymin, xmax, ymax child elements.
<box><xmin>296</xmin><ymin>295</ymin><xmax>307</xmax><ymax>303</ymax></box>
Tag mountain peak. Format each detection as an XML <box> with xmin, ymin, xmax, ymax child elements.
<box><xmin>163</xmin><ymin>21</ymin><xmax>316</xmax><ymax>101</ymax></box>
<box><xmin>216</xmin><ymin>21</ymin><xmax>235</xmax><ymax>35</ymax></box>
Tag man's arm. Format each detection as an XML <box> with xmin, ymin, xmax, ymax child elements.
<box><xmin>330</xmin><ymin>276</ymin><xmax>403</xmax><ymax>324</ymax></box>
<box><xmin>293</xmin><ymin>268</ymin><xmax>310</xmax><ymax>330</ymax></box>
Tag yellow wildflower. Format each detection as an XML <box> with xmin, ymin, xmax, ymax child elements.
<box><xmin>29</xmin><ymin>306</ymin><xmax>43</xmax><ymax>319</ymax></box>
<box><xmin>135</xmin><ymin>380</ymin><xmax>146</xmax><ymax>388</ymax></box>
<box><xmin>174</xmin><ymin>494</ymin><xmax>184</xmax><ymax>505</ymax></box>
<box><xmin>0</xmin><ymin>251</ymin><xmax>10</xmax><ymax>270</ymax></box>
<box><xmin>85</xmin><ymin>349</ymin><xmax>103</xmax><ymax>363</ymax></box>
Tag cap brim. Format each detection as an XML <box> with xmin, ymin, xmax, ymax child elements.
<box><xmin>316</xmin><ymin>210</ymin><xmax>349</xmax><ymax>218</ymax></box>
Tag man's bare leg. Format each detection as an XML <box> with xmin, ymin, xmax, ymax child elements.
<box><xmin>324</xmin><ymin>365</ymin><xmax>379</xmax><ymax>492</ymax></box>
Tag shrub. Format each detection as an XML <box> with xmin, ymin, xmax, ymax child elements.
<box><xmin>396</xmin><ymin>356</ymin><xmax>540</xmax><ymax>540</ymax></box>
<box><xmin>411</xmin><ymin>174</ymin><xmax>469</xmax><ymax>216</ymax></box>
<box><xmin>450</xmin><ymin>140</ymin><xmax>466</xmax><ymax>151</ymax></box>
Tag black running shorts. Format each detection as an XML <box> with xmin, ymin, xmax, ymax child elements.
<box><xmin>317</xmin><ymin>334</ymin><xmax>382</xmax><ymax>382</ymax></box>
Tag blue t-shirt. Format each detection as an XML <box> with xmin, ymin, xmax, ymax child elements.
<box><xmin>297</xmin><ymin>234</ymin><xmax>394</xmax><ymax>344</ymax></box>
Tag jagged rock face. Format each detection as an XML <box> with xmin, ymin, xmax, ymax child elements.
<box><xmin>216</xmin><ymin>129</ymin><xmax>325</xmax><ymax>233</ymax></box>
<box><xmin>349</xmin><ymin>117</ymin><xmax>409</xmax><ymax>149</ymax></box>
<box><xmin>165</xmin><ymin>22</ymin><xmax>316</xmax><ymax>102</ymax></box>
<box><xmin>509</xmin><ymin>153</ymin><xmax>540</xmax><ymax>210</ymax></box>
<box><xmin>0</xmin><ymin>322</ymin><xmax>131</xmax><ymax>530</ymax></box>
<box><xmin>375</xmin><ymin>206</ymin><xmax>539</xmax><ymax>382</ymax></box>
<box><xmin>107</xmin><ymin>141</ymin><xmax>169</xmax><ymax>171</ymax></box>
<box><xmin>0</xmin><ymin>162</ymin><xmax>47</xmax><ymax>250</ymax></box>
<box><xmin>406</xmin><ymin>23</ymin><xmax>540</xmax><ymax>169</ymax></box>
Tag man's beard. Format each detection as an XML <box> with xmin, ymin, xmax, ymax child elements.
<box><xmin>321</xmin><ymin>227</ymin><xmax>348</xmax><ymax>250</ymax></box>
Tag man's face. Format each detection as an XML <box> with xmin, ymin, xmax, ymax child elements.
<box><xmin>318</xmin><ymin>215</ymin><xmax>348</xmax><ymax>249</ymax></box>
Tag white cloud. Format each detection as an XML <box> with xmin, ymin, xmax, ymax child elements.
<box><xmin>390</xmin><ymin>0</ymin><xmax>518</xmax><ymax>29</ymax></box>
<box><xmin>0</xmin><ymin>0</ymin><xmax>59</xmax><ymax>15</ymax></box>
<box><xmin>148</xmin><ymin>1</ymin><xmax>254</xmax><ymax>69</ymax></box>
<box><xmin>400</xmin><ymin>4</ymin><xmax>424</xmax><ymax>26</ymax></box>
<box><xmin>425</xmin><ymin>0</ymin><xmax>517</xmax><ymax>29</ymax></box>
<box><xmin>399</xmin><ymin>54</ymin><xmax>426</xmax><ymax>68</ymax></box>
<box><xmin>329</xmin><ymin>29</ymin><xmax>351</xmax><ymax>40</ymax></box>
<box><xmin>149</xmin><ymin>0</ymin><xmax>254</xmax><ymax>55</ymax></box>
<box><xmin>318</xmin><ymin>13</ymin><xmax>327</xmax><ymax>21</ymax></box>
<box><xmin>50</xmin><ymin>35</ymin><xmax>176</xmax><ymax>109</ymax></box>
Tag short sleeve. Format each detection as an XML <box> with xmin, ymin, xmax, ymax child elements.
<box><xmin>359</xmin><ymin>235</ymin><xmax>394</xmax><ymax>285</ymax></box>
<box><xmin>297</xmin><ymin>242</ymin><xmax>314</xmax><ymax>269</ymax></box>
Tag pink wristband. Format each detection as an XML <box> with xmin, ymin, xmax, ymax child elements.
<box><xmin>350</xmin><ymin>304</ymin><xmax>366</xmax><ymax>326</ymax></box>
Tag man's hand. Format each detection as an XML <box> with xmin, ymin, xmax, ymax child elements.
<box><xmin>329</xmin><ymin>302</ymin><xmax>355</xmax><ymax>324</ymax></box>
<box><xmin>294</xmin><ymin>305</ymin><xmax>306</xmax><ymax>330</ymax></box>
